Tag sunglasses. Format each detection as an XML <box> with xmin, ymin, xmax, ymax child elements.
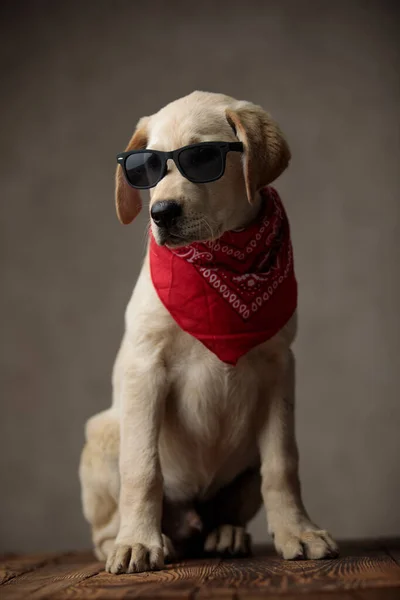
<box><xmin>116</xmin><ymin>141</ymin><xmax>243</xmax><ymax>189</ymax></box>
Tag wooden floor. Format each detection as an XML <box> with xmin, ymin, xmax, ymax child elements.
<box><xmin>1</xmin><ymin>541</ymin><xmax>400</xmax><ymax>599</ymax></box>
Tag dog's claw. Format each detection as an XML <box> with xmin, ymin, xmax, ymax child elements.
<box><xmin>106</xmin><ymin>542</ymin><xmax>164</xmax><ymax>574</ymax></box>
<box><xmin>204</xmin><ymin>525</ymin><xmax>251</xmax><ymax>557</ymax></box>
<box><xmin>274</xmin><ymin>528</ymin><xmax>338</xmax><ymax>560</ymax></box>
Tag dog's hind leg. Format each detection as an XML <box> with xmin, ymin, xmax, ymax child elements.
<box><xmin>200</xmin><ymin>467</ymin><xmax>263</xmax><ymax>556</ymax></box>
<box><xmin>79</xmin><ymin>410</ymin><xmax>121</xmax><ymax>561</ymax></box>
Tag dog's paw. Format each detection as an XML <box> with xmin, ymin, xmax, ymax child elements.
<box><xmin>204</xmin><ymin>525</ymin><xmax>251</xmax><ymax>556</ymax></box>
<box><xmin>105</xmin><ymin>542</ymin><xmax>164</xmax><ymax>574</ymax></box>
<box><xmin>273</xmin><ymin>527</ymin><xmax>338</xmax><ymax>560</ymax></box>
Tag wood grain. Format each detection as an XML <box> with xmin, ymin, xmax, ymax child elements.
<box><xmin>57</xmin><ymin>557</ymin><xmax>222</xmax><ymax>600</ymax></box>
<box><xmin>0</xmin><ymin>543</ymin><xmax>400</xmax><ymax>600</ymax></box>
<box><xmin>0</xmin><ymin>552</ymin><xmax>61</xmax><ymax>585</ymax></box>
<box><xmin>238</xmin><ymin>594</ymin><xmax>357</xmax><ymax>600</ymax></box>
<box><xmin>240</xmin><ymin>592</ymin><xmax>400</xmax><ymax>600</ymax></box>
<box><xmin>197</xmin><ymin>547</ymin><xmax>400</xmax><ymax>594</ymax></box>
<box><xmin>0</xmin><ymin>552</ymin><xmax>102</xmax><ymax>600</ymax></box>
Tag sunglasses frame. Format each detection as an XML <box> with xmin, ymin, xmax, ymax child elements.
<box><xmin>116</xmin><ymin>141</ymin><xmax>244</xmax><ymax>189</ymax></box>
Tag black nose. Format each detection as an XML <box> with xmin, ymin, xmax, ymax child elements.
<box><xmin>151</xmin><ymin>201</ymin><xmax>182</xmax><ymax>228</ymax></box>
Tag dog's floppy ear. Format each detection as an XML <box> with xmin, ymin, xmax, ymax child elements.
<box><xmin>115</xmin><ymin>116</ymin><xmax>150</xmax><ymax>224</ymax></box>
<box><xmin>225</xmin><ymin>103</ymin><xmax>291</xmax><ymax>204</ymax></box>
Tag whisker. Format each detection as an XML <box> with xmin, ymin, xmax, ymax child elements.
<box><xmin>141</xmin><ymin>218</ymin><xmax>150</xmax><ymax>254</ymax></box>
<box><xmin>199</xmin><ymin>216</ymin><xmax>219</xmax><ymax>244</ymax></box>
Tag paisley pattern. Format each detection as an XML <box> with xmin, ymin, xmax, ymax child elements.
<box><xmin>170</xmin><ymin>187</ymin><xmax>293</xmax><ymax>321</ymax></box>
<box><xmin>150</xmin><ymin>186</ymin><xmax>297</xmax><ymax>364</ymax></box>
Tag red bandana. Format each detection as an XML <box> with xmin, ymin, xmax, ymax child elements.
<box><xmin>150</xmin><ymin>186</ymin><xmax>297</xmax><ymax>365</ymax></box>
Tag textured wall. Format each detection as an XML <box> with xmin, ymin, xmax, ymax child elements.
<box><xmin>1</xmin><ymin>0</ymin><xmax>399</xmax><ymax>553</ymax></box>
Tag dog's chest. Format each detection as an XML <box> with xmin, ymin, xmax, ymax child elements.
<box><xmin>159</xmin><ymin>335</ymin><xmax>273</xmax><ymax>501</ymax></box>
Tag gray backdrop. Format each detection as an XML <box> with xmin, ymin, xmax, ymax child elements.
<box><xmin>1</xmin><ymin>0</ymin><xmax>399</xmax><ymax>553</ymax></box>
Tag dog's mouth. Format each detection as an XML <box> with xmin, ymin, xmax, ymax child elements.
<box><xmin>165</xmin><ymin>238</ymin><xmax>190</xmax><ymax>249</ymax></box>
<box><xmin>154</xmin><ymin>228</ymin><xmax>190</xmax><ymax>248</ymax></box>
<box><xmin>164</xmin><ymin>235</ymin><xmax>191</xmax><ymax>249</ymax></box>
<box><xmin>152</xmin><ymin>220</ymin><xmax>222</xmax><ymax>248</ymax></box>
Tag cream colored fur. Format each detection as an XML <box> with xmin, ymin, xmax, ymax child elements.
<box><xmin>79</xmin><ymin>91</ymin><xmax>338</xmax><ymax>574</ymax></box>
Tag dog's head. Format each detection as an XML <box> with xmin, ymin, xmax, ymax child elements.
<box><xmin>115</xmin><ymin>91</ymin><xmax>290</xmax><ymax>247</ymax></box>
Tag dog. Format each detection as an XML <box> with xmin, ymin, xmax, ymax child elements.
<box><xmin>79</xmin><ymin>91</ymin><xmax>338</xmax><ymax>574</ymax></box>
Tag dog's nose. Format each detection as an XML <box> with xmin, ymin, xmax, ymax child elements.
<box><xmin>151</xmin><ymin>201</ymin><xmax>182</xmax><ymax>228</ymax></box>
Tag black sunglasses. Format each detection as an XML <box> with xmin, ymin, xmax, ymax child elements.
<box><xmin>116</xmin><ymin>141</ymin><xmax>243</xmax><ymax>189</ymax></box>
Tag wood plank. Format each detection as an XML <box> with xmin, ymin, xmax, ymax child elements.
<box><xmin>352</xmin><ymin>589</ymin><xmax>400</xmax><ymax>600</ymax></box>
<box><xmin>387</xmin><ymin>550</ymin><xmax>400</xmax><ymax>565</ymax></box>
<box><xmin>196</xmin><ymin>544</ymin><xmax>400</xmax><ymax>595</ymax></box>
<box><xmin>239</xmin><ymin>591</ymin><xmax>400</xmax><ymax>600</ymax></box>
<box><xmin>0</xmin><ymin>553</ymin><xmax>60</xmax><ymax>585</ymax></box>
<box><xmin>57</xmin><ymin>556</ymin><xmax>222</xmax><ymax>599</ymax></box>
<box><xmin>383</xmin><ymin>541</ymin><xmax>400</xmax><ymax>568</ymax></box>
<box><xmin>1</xmin><ymin>544</ymin><xmax>400</xmax><ymax>599</ymax></box>
<box><xmin>196</xmin><ymin>588</ymin><xmax>236</xmax><ymax>600</ymax></box>
<box><xmin>0</xmin><ymin>552</ymin><xmax>102</xmax><ymax>600</ymax></box>
<box><xmin>238</xmin><ymin>593</ymin><xmax>356</xmax><ymax>600</ymax></box>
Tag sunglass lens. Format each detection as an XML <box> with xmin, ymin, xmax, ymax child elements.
<box><xmin>125</xmin><ymin>152</ymin><xmax>163</xmax><ymax>188</ymax></box>
<box><xmin>179</xmin><ymin>145</ymin><xmax>223</xmax><ymax>182</ymax></box>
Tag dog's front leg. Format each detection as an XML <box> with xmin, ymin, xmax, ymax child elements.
<box><xmin>258</xmin><ymin>350</ymin><xmax>338</xmax><ymax>560</ymax></box>
<box><xmin>106</xmin><ymin>349</ymin><xmax>167</xmax><ymax>574</ymax></box>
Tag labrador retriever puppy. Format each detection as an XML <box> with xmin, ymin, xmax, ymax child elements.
<box><xmin>79</xmin><ymin>91</ymin><xmax>338</xmax><ymax>574</ymax></box>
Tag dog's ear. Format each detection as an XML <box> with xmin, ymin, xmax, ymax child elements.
<box><xmin>115</xmin><ymin>116</ymin><xmax>150</xmax><ymax>224</ymax></box>
<box><xmin>225</xmin><ymin>104</ymin><xmax>291</xmax><ymax>204</ymax></box>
